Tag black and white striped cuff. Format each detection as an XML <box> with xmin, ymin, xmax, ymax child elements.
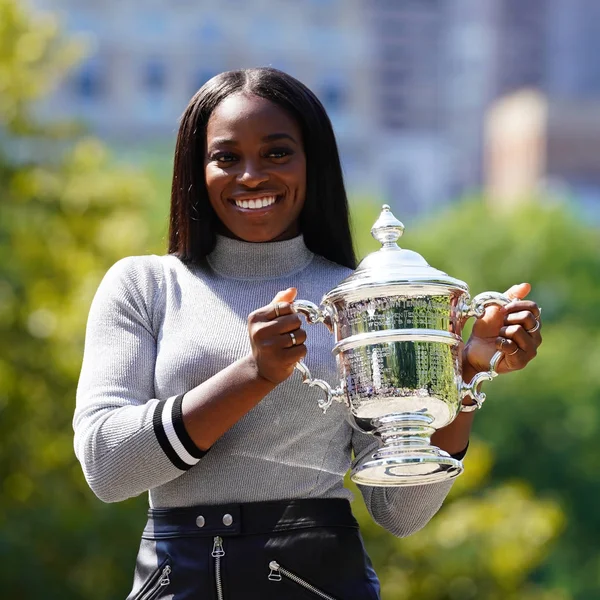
<box><xmin>153</xmin><ymin>395</ymin><xmax>208</xmax><ymax>470</ymax></box>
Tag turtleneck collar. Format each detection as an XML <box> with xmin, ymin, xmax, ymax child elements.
<box><xmin>206</xmin><ymin>234</ymin><xmax>314</xmax><ymax>280</ymax></box>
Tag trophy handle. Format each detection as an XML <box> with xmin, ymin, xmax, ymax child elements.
<box><xmin>459</xmin><ymin>291</ymin><xmax>512</xmax><ymax>320</ymax></box>
<box><xmin>458</xmin><ymin>291</ymin><xmax>511</xmax><ymax>411</ymax></box>
<box><xmin>292</xmin><ymin>300</ymin><xmax>344</xmax><ymax>413</ymax></box>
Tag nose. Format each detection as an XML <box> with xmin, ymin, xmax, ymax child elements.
<box><xmin>237</xmin><ymin>160</ymin><xmax>269</xmax><ymax>188</ymax></box>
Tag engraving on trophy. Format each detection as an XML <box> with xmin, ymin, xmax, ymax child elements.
<box><xmin>337</xmin><ymin>295</ymin><xmax>458</xmax><ymax>339</ymax></box>
<box><xmin>338</xmin><ymin>337</ymin><xmax>460</xmax><ymax>426</ymax></box>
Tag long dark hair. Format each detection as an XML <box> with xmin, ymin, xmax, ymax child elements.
<box><xmin>168</xmin><ymin>67</ymin><xmax>356</xmax><ymax>269</ymax></box>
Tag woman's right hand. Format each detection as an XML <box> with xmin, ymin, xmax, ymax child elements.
<box><xmin>247</xmin><ymin>287</ymin><xmax>307</xmax><ymax>385</ymax></box>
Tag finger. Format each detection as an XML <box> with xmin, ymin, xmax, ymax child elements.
<box><xmin>501</xmin><ymin>299</ymin><xmax>540</xmax><ymax>316</ymax></box>
<box><xmin>503</xmin><ymin>282</ymin><xmax>531</xmax><ymax>302</ymax></box>
<box><xmin>270</xmin><ymin>302</ymin><xmax>297</xmax><ymax>320</ymax></box>
<box><xmin>250</xmin><ymin>302</ymin><xmax>294</xmax><ymax>323</ymax></box>
<box><xmin>251</xmin><ymin>315</ymin><xmax>302</xmax><ymax>344</ymax></box>
<box><xmin>274</xmin><ymin>313</ymin><xmax>303</xmax><ymax>333</ymax></box>
<box><xmin>270</xmin><ymin>287</ymin><xmax>298</xmax><ymax>320</ymax></box>
<box><xmin>501</xmin><ymin>301</ymin><xmax>541</xmax><ymax>320</ymax></box>
<box><xmin>272</xmin><ymin>287</ymin><xmax>297</xmax><ymax>304</ymax></box>
<box><xmin>503</xmin><ymin>310</ymin><xmax>539</xmax><ymax>332</ymax></box>
<box><xmin>496</xmin><ymin>336</ymin><xmax>520</xmax><ymax>356</ymax></box>
<box><xmin>501</xmin><ymin>311</ymin><xmax>542</xmax><ymax>340</ymax></box>
<box><xmin>281</xmin><ymin>328</ymin><xmax>307</xmax><ymax>349</ymax></box>
<box><xmin>500</xmin><ymin>324</ymin><xmax>539</xmax><ymax>352</ymax></box>
<box><xmin>286</xmin><ymin>344</ymin><xmax>308</xmax><ymax>363</ymax></box>
<box><xmin>278</xmin><ymin>339</ymin><xmax>307</xmax><ymax>363</ymax></box>
<box><xmin>250</xmin><ymin>290</ymin><xmax>298</xmax><ymax>323</ymax></box>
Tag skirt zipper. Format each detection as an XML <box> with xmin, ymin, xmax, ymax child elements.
<box><xmin>268</xmin><ymin>560</ymin><xmax>338</xmax><ymax>600</ymax></box>
<box><xmin>140</xmin><ymin>564</ymin><xmax>171</xmax><ymax>600</ymax></box>
<box><xmin>212</xmin><ymin>536</ymin><xmax>225</xmax><ymax>600</ymax></box>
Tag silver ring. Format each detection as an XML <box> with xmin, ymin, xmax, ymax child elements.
<box><xmin>508</xmin><ymin>347</ymin><xmax>519</xmax><ymax>356</ymax></box>
<box><xmin>274</xmin><ymin>303</ymin><xmax>280</xmax><ymax>318</ymax></box>
<box><xmin>289</xmin><ymin>332</ymin><xmax>297</xmax><ymax>346</ymax></box>
<box><xmin>527</xmin><ymin>319</ymin><xmax>540</xmax><ymax>334</ymax></box>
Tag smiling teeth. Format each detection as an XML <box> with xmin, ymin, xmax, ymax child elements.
<box><xmin>234</xmin><ymin>196</ymin><xmax>277</xmax><ymax>209</ymax></box>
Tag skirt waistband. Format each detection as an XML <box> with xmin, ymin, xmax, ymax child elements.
<box><xmin>143</xmin><ymin>498</ymin><xmax>358</xmax><ymax>539</ymax></box>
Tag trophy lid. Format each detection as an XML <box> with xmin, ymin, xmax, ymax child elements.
<box><xmin>323</xmin><ymin>204</ymin><xmax>469</xmax><ymax>303</ymax></box>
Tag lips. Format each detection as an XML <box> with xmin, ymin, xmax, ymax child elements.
<box><xmin>229</xmin><ymin>194</ymin><xmax>280</xmax><ymax>210</ymax></box>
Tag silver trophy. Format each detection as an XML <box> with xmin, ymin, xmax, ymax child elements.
<box><xmin>294</xmin><ymin>205</ymin><xmax>509</xmax><ymax>487</ymax></box>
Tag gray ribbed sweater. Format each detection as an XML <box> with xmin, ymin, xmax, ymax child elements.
<box><xmin>74</xmin><ymin>235</ymin><xmax>453</xmax><ymax>537</ymax></box>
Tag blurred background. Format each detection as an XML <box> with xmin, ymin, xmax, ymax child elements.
<box><xmin>1</xmin><ymin>0</ymin><xmax>598</xmax><ymax>598</ymax></box>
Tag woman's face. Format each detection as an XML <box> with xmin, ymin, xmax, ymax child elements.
<box><xmin>204</xmin><ymin>92</ymin><xmax>307</xmax><ymax>243</ymax></box>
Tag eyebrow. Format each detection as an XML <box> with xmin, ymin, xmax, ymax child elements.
<box><xmin>208</xmin><ymin>132</ymin><xmax>298</xmax><ymax>147</ymax></box>
<box><xmin>262</xmin><ymin>133</ymin><xmax>297</xmax><ymax>143</ymax></box>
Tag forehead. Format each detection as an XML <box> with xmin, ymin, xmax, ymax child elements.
<box><xmin>206</xmin><ymin>93</ymin><xmax>301</xmax><ymax>142</ymax></box>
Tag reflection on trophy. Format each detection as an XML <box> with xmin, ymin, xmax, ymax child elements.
<box><xmin>294</xmin><ymin>205</ymin><xmax>509</xmax><ymax>487</ymax></box>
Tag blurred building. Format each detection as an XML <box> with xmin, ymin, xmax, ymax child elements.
<box><xmin>32</xmin><ymin>0</ymin><xmax>375</xmax><ymax>190</ymax></box>
<box><xmin>364</xmin><ymin>0</ymin><xmax>449</xmax><ymax>217</ymax></box>
<box><xmin>486</xmin><ymin>91</ymin><xmax>600</xmax><ymax>220</ymax></box>
<box><xmin>546</xmin><ymin>0</ymin><xmax>600</xmax><ymax>99</ymax></box>
<box><xmin>31</xmin><ymin>0</ymin><xmax>600</xmax><ymax>217</ymax></box>
<box><xmin>363</xmin><ymin>0</ymin><xmax>550</xmax><ymax>215</ymax></box>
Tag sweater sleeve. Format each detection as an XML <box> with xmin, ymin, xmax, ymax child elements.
<box><xmin>73</xmin><ymin>256</ymin><xmax>205</xmax><ymax>503</ymax></box>
<box><xmin>351</xmin><ymin>428</ymin><xmax>453</xmax><ymax>537</ymax></box>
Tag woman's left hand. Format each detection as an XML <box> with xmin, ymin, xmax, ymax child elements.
<box><xmin>463</xmin><ymin>283</ymin><xmax>542</xmax><ymax>375</ymax></box>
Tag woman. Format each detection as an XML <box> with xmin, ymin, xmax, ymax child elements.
<box><xmin>74</xmin><ymin>68</ymin><xmax>542</xmax><ymax>599</ymax></box>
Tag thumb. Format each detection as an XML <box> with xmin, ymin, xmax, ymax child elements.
<box><xmin>503</xmin><ymin>282</ymin><xmax>531</xmax><ymax>301</ymax></box>
<box><xmin>272</xmin><ymin>287</ymin><xmax>298</xmax><ymax>304</ymax></box>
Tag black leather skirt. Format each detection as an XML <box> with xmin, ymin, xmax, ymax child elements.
<box><xmin>126</xmin><ymin>498</ymin><xmax>381</xmax><ymax>600</ymax></box>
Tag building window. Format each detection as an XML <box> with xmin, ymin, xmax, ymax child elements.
<box><xmin>198</xmin><ymin>17</ymin><xmax>222</xmax><ymax>43</ymax></box>
<box><xmin>319</xmin><ymin>74</ymin><xmax>347</xmax><ymax>113</ymax></box>
<box><xmin>321</xmin><ymin>84</ymin><xmax>345</xmax><ymax>112</ymax></box>
<box><xmin>144</xmin><ymin>60</ymin><xmax>167</xmax><ymax>94</ymax></box>
<box><xmin>71</xmin><ymin>60</ymin><xmax>104</xmax><ymax>101</ymax></box>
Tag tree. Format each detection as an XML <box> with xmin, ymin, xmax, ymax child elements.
<box><xmin>0</xmin><ymin>1</ymin><xmax>159</xmax><ymax>597</ymax></box>
<box><xmin>350</xmin><ymin>441</ymin><xmax>566</xmax><ymax>600</ymax></box>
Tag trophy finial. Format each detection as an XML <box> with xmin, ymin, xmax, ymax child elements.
<box><xmin>371</xmin><ymin>204</ymin><xmax>405</xmax><ymax>248</ymax></box>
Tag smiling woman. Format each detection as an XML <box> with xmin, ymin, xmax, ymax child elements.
<box><xmin>73</xmin><ymin>67</ymin><xmax>542</xmax><ymax>600</ymax></box>
<box><xmin>168</xmin><ymin>67</ymin><xmax>355</xmax><ymax>268</ymax></box>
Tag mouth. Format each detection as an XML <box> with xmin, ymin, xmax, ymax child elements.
<box><xmin>229</xmin><ymin>194</ymin><xmax>281</xmax><ymax>211</ymax></box>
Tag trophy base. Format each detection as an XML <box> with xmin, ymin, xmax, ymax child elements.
<box><xmin>350</xmin><ymin>452</ymin><xmax>463</xmax><ymax>487</ymax></box>
<box><xmin>349</xmin><ymin>412</ymin><xmax>464</xmax><ymax>486</ymax></box>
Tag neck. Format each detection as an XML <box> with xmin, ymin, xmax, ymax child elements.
<box><xmin>206</xmin><ymin>234</ymin><xmax>314</xmax><ymax>280</ymax></box>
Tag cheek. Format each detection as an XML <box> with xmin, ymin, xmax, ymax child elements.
<box><xmin>282</xmin><ymin>160</ymin><xmax>307</xmax><ymax>195</ymax></box>
<box><xmin>204</xmin><ymin>166</ymin><xmax>228</xmax><ymax>198</ymax></box>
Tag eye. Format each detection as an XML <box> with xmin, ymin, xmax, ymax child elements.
<box><xmin>266</xmin><ymin>147</ymin><xmax>293</xmax><ymax>160</ymax></box>
<box><xmin>210</xmin><ymin>152</ymin><xmax>238</xmax><ymax>164</ymax></box>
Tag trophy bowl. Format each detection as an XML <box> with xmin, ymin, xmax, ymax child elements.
<box><xmin>294</xmin><ymin>205</ymin><xmax>509</xmax><ymax>487</ymax></box>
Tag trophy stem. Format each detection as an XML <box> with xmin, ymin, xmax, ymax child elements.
<box><xmin>351</xmin><ymin>413</ymin><xmax>463</xmax><ymax>487</ymax></box>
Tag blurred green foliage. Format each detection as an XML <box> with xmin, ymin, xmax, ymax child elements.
<box><xmin>349</xmin><ymin>441</ymin><xmax>566</xmax><ymax>600</ymax></box>
<box><xmin>0</xmin><ymin>1</ymin><xmax>158</xmax><ymax>597</ymax></box>
<box><xmin>0</xmin><ymin>1</ymin><xmax>596</xmax><ymax>598</ymax></box>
